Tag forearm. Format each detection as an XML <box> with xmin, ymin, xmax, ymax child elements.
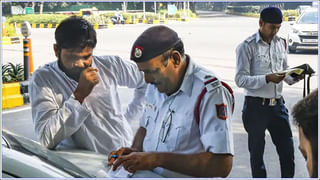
<box><xmin>156</xmin><ymin>152</ymin><xmax>233</xmax><ymax>177</ymax></box>
<box><xmin>235</xmin><ymin>73</ymin><xmax>267</xmax><ymax>90</ymax></box>
<box><xmin>131</xmin><ymin>127</ymin><xmax>146</xmax><ymax>152</ymax></box>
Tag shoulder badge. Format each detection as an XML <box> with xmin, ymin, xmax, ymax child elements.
<box><xmin>216</xmin><ymin>104</ymin><xmax>227</xmax><ymax>120</ymax></box>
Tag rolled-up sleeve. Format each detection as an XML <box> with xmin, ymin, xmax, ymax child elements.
<box><xmin>29</xmin><ymin>71</ymin><xmax>90</xmax><ymax>149</ymax></box>
<box><xmin>235</xmin><ymin>42</ymin><xmax>267</xmax><ymax>90</ymax></box>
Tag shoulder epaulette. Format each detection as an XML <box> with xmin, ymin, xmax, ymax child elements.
<box><xmin>244</xmin><ymin>34</ymin><xmax>256</xmax><ymax>43</ymax></box>
<box><xmin>194</xmin><ymin>70</ymin><xmax>221</xmax><ymax>92</ymax></box>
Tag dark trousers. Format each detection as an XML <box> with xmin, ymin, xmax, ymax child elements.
<box><xmin>242</xmin><ymin>96</ymin><xmax>295</xmax><ymax>178</ymax></box>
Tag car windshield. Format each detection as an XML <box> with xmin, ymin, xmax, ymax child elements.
<box><xmin>297</xmin><ymin>11</ymin><xmax>318</xmax><ymax>24</ymax></box>
<box><xmin>2</xmin><ymin>130</ymin><xmax>93</xmax><ymax>178</ymax></box>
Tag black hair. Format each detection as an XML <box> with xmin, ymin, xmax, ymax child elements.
<box><xmin>55</xmin><ymin>16</ymin><xmax>97</xmax><ymax>49</ymax></box>
<box><xmin>161</xmin><ymin>40</ymin><xmax>185</xmax><ymax>67</ymax></box>
<box><xmin>292</xmin><ymin>89</ymin><xmax>318</xmax><ymax>177</ymax></box>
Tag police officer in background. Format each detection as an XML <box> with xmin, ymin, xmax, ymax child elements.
<box><xmin>109</xmin><ymin>25</ymin><xmax>234</xmax><ymax>178</ymax></box>
<box><xmin>235</xmin><ymin>7</ymin><xmax>299</xmax><ymax>178</ymax></box>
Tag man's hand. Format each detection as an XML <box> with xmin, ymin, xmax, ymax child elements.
<box><xmin>266</xmin><ymin>73</ymin><xmax>285</xmax><ymax>84</ymax></box>
<box><xmin>293</xmin><ymin>74</ymin><xmax>304</xmax><ymax>81</ymax></box>
<box><xmin>74</xmin><ymin>67</ymin><xmax>99</xmax><ymax>103</ymax></box>
<box><xmin>112</xmin><ymin>152</ymin><xmax>159</xmax><ymax>173</ymax></box>
<box><xmin>108</xmin><ymin>147</ymin><xmax>139</xmax><ymax>166</ymax></box>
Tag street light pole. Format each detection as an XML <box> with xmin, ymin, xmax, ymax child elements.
<box><xmin>143</xmin><ymin>1</ymin><xmax>146</xmax><ymax>19</ymax></box>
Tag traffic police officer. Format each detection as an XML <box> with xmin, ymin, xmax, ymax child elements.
<box><xmin>109</xmin><ymin>25</ymin><xmax>235</xmax><ymax>178</ymax></box>
<box><xmin>235</xmin><ymin>7</ymin><xmax>295</xmax><ymax>178</ymax></box>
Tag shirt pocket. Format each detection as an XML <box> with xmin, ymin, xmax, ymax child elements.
<box><xmin>142</xmin><ymin>109</ymin><xmax>159</xmax><ymax>152</ymax></box>
<box><xmin>274</xmin><ymin>53</ymin><xmax>285</xmax><ymax>71</ymax></box>
<box><xmin>163</xmin><ymin>112</ymin><xmax>193</xmax><ymax>152</ymax></box>
<box><xmin>255</xmin><ymin>54</ymin><xmax>271</xmax><ymax>71</ymax></box>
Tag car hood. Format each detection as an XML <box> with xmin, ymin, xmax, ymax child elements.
<box><xmin>292</xmin><ymin>24</ymin><xmax>318</xmax><ymax>32</ymax></box>
<box><xmin>2</xmin><ymin>129</ymin><xmax>110</xmax><ymax>178</ymax></box>
<box><xmin>53</xmin><ymin>150</ymin><xmax>111</xmax><ymax>178</ymax></box>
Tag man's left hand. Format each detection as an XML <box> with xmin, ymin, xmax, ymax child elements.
<box><xmin>112</xmin><ymin>152</ymin><xmax>159</xmax><ymax>173</ymax></box>
<box><xmin>294</xmin><ymin>74</ymin><xmax>305</xmax><ymax>81</ymax></box>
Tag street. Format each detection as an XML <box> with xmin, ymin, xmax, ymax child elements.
<box><xmin>2</xmin><ymin>12</ymin><xmax>317</xmax><ymax>177</ymax></box>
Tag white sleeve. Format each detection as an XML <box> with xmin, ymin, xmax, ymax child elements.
<box><xmin>112</xmin><ymin>56</ymin><xmax>147</xmax><ymax>122</ymax></box>
<box><xmin>29</xmin><ymin>71</ymin><xmax>90</xmax><ymax>149</ymax></box>
<box><xmin>198</xmin><ymin>85</ymin><xmax>234</xmax><ymax>155</ymax></box>
<box><xmin>235</xmin><ymin>42</ymin><xmax>267</xmax><ymax>90</ymax></box>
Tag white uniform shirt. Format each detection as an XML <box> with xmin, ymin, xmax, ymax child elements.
<box><xmin>235</xmin><ymin>32</ymin><xmax>289</xmax><ymax>98</ymax></box>
<box><xmin>140</xmin><ymin>56</ymin><xmax>234</xmax><ymax>177</ymax></box>
<box><xmin>29</xmin><ymin>55</ymin><xmax>146</xmax><ymax>154</ymax></box>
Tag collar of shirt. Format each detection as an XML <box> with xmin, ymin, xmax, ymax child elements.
<box><xmin>173</xmin><ymin>55</ymin><xmax>195</xmax><ymax>97</ymax></box>
<box><xmin>255</xmin><ymin>31</ymin><xmax>281</xmax><ymax>44</ymax></box>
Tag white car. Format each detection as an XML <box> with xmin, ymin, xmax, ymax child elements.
<box><xmin>2</xmin><ymin>129</ymin><xmax>111</xmax><ymax>178</ymax></box>
<box><xmin>287</xmin><ymin>7</ymin><xmax>318</xmax><ymax>53</ymax></box>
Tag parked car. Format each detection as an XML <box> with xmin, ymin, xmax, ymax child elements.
<box><xmin>287</xmin><ymin>8</ymin><xmax>318</xmax><ymax>53</ymax></box>
<box><xmin>296</xmin><ymin>5</ymin><xmax>311</xmax><ymax>15</ymax></box>
<box><xmin>2</xmin><ymin>129</ymin><xmax>110</xmax><ymax>178</ymax></box>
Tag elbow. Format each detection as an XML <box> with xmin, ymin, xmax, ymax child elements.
<box><xmin>234</xmin><ymin>75</ymin><xmax>243</xmax><ymax>88</ymax></box>
<box><xmin>37</xmin><ymin>128</ymin><xmax>57</xmax><ymax>150</ymax></box>
<box><xmin>207</xmin><ymin>154</ymin><xmax>233</xmax><ymax>178</ymax></box>
<box><xmin>235</xmin><ymin>73</ymin><xmax>249</xmax><ymax>88</ymax></box>
<box><xmin>39</xmin><ymin>135</ymin><xmax>56</xmax><ymax>149</ymax></box>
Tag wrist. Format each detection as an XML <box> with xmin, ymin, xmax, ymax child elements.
<box><xmin>73</xmin><ymin>91</ymin><xmax>85</xmax><ymax>104</ymax></box>
<box><xmin>153</xmin><ymin>152</ymin><xmax>165</xmax><ymax>168</ymax></box>
<box><xmin>265</xmin><ymin>74</ymin><xmax>270</xmax><ymax>83</ymax></box>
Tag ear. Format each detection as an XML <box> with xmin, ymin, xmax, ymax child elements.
<box><xmin>53</xmin><ymin>44</ymin><xmax>60</xmax><ymax>58</ymax></box>
<box><xmin>171</xmin><ymin>51</ymin><xmax>181</xmax><ymax>67</ymax></box>
<box><xmin>259</xmin><ymin>19</ymin><xmax>263</xmax><ymax>27</ymax></box>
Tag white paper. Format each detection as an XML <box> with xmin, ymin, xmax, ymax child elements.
<box><xmin>284</xmin><ymin>75</ymin><xmax>299</xmax><ymax>85</ymax></box>
<box><xmin>108</xmin><ymin>166</ymin><xmax>133</xmax><ymax>178</ymax></box>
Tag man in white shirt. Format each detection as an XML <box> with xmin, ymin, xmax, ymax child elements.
<box><xmin>108</xmin><ymin>25</ymin><xmax>234</xmax><ymax>178</ymax></box>
<box><xmin>29</xmin><ymin>16</ymin><xmax>146</xmax><ymax>154</ymax></box>
<box><xmin>235</xmin><ymin>7</ymin><xmax>297</xmax><ymax>178</ymax></box>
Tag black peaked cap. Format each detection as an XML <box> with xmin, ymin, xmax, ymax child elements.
<box><xmin>130</xmin><ymin>25</ymin><xmax>181</xmax><ymax>62</ymax></box>
<box><xmin>260</xmin><ymin>7</ymin><xmax>283</xmax><ymax>24</ymax></box>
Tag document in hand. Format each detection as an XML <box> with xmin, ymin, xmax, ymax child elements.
<box><xmin>283</xmin><ymin>68</ymin><xmax>304</xmax><ymax>85</ymax></box>
<box><xmin>282</xmin><ymin>63</ymin><xmax>315</xmax><ymax>85</ymax></box>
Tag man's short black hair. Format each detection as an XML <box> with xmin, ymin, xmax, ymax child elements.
<box><xmin>292</xmin><ymin>89</ymin><xmax>318</xmax><ymax>177</ymax></box>
<box><xmin>55</xmin><ymin>16</ymin><xmax>97</xmax><ymax>49</ymax></box>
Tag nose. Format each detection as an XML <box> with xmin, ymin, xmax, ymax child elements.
<box><xmin>74</xmin><ymin>59</ymin><xmax>90</xmax><ymax>68</ymax></box>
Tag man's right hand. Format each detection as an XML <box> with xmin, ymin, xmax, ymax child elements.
<box><xmin>108</xmin><ymin>147</ymin><xmax>138</xmax><ymax>166</ymax></box>
<box><xmin>266</xmin><ymin>73</ymin><xmax>285</xmax><ymax>84</ymax></box>
<box><xmin>74</xmin><ymin>67</ymin><xmax>99</xmax><ymax>103</ymax></box>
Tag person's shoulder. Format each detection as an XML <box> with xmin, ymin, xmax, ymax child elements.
<box><xmin>194</xmin><ymin>68</ymin><xmax>222</xmax><ymax>93</ymax></box>
<box><xmin>32</xmin><ymin>62</ymin><xmax>56</xmax><ymax>78</ymax></box>
<box><xmin>244</xmin><ymin>33</ymin><xmax>257</xmax><ymax>44</ymax></box>
<box><xmin>277</xmin><ymin>36</ymin><xmax>287</xmax><ymax>44</ymax></box>
<box><xmin>94</xmin><ymin>55</ymin><xmax>134</xmax><ymax>67</ymax></box>
<box><xmin>94</xmin><ymin>55</ymin><xmax>121</xmax><ymax>63</ymax></box>
<box><xmin>236</xmin><ymin>33</ymin><xmax>257</xmax><ymax>51</ymax></box>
